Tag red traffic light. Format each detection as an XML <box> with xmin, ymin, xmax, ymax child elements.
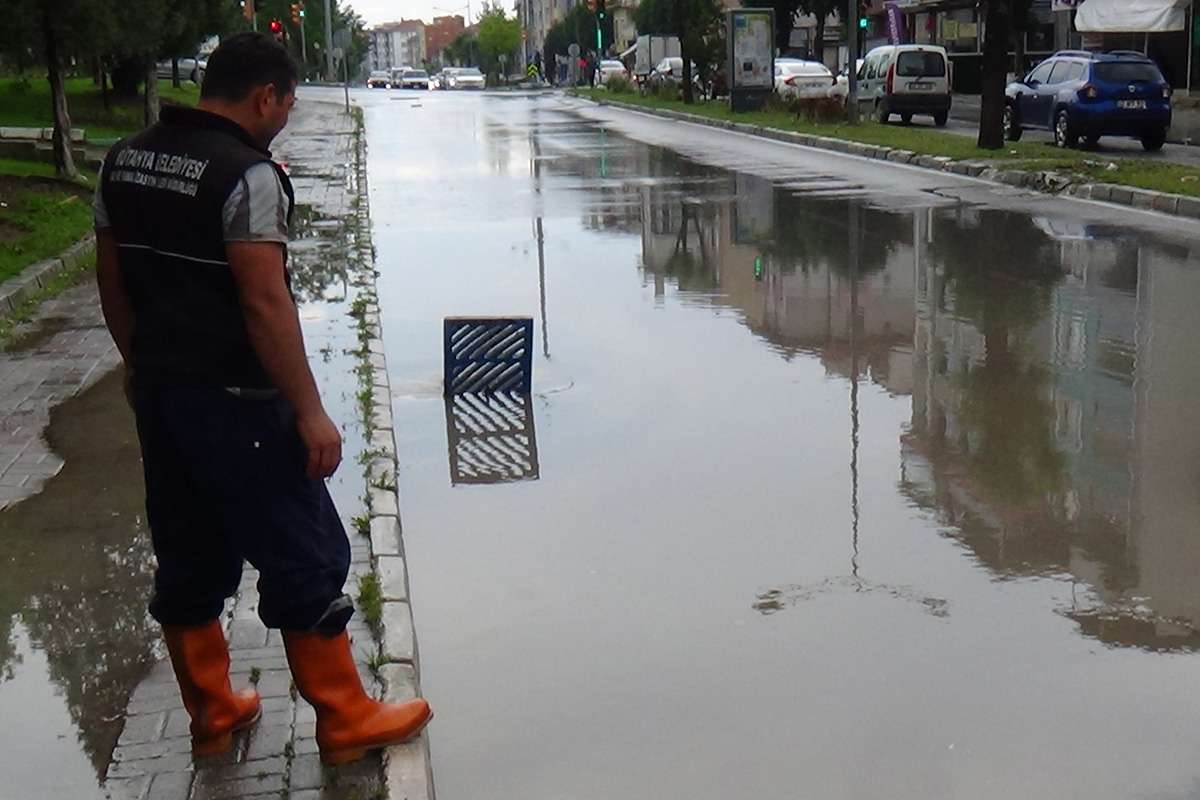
<box><xmin>270</xmin><ymin>19</ymin><xmax>282</xmax><ymax>32</ymax></box>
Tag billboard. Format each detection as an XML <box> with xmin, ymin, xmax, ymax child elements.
<box><xmin>730</xmin><ymin>9</ymin><xmax>774</xmax><ymax>89</ymax></box>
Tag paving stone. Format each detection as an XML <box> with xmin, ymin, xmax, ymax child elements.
<box><xmin>380</xmin><ymin>601</ymin><xmax>415</xmax><ymax>663</ymax></box>
<box><xmin>108</xmin><ymin>752</ymin><xmax>194</xmax><ymax>778</ymax></box>
<box><xmin>288</xmin><ymin>753</ymin><xmax>326</xmax><ymax>791</ymax></box>
<box><xmin>368</xmin><ymin>486</ymin><xmax>398</xmax><ymax>516</ymax></box>
<box><xmin>162</xmin><ymin>707</ymin><xmax>192</xmax><ymax>740</ymax></box>
<box><xmin>117</xmin><ymin>712</ymin><xmax>167</xmax><ymax>747</ymax></box>
<box><xmin>253</xmin><ymin>669</ymin><xmax>293</xmax><ymax>698</ymax></box>
<box><xmin>1178</xmin><ymin>195</ymin><xmax>1200</xmax><ymax>219</ymax></box>
<box><xmin>1152</xmin><ymin>192</ymin><xmax>1180</xmax><ymax>215</ymax></box>
<box><xmin>191</xmin><ymin>772</ymin><xmax>286</xmax><ymax>800</ymax></box>
<box><xmin>375</xmin><ymin>555</ymin><xmax>409</xmax><ymax>601</ymax></box>
<box><xmin>369</xmin><ymin>515</ymin><xmax>402</xmax><ymax>556</ymax></box>
<box><xmin>145</xmin><ymin>771</ymin><xmax>193</xmax><ymax>800</ymax></box>
<box><xmin>378</xmin><ymin>663</ymin><xmax>418</xmax><ymax>702</ymax></box>
<box><xmin>384</xmin><ymin>738</ymin><xmax>433</xmax><ymax>800</ymax></box>
<box><xmin>245</xmin><ymin>723</ymin><xmax>292</xmax><ymax>761</ymax></box>
<box><xmin>103</xmin><ymin>775</ymin><xmax>150</xmax><ymax>800</ymax></box>
<box><xmin>113</xmin><ymin>738</ymin><xmax>191</xmax><ymax>762</ymax></box>
<box><xmin>227</xmin><ymin>618</ymin><xmax>269</xmax><ymax>649</ymax></box>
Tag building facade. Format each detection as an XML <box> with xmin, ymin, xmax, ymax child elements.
<box><xmin>368</xmin><ymin>20</ymin><xmax>428</xmax><ymax>71</ymax></box>
<box><xmin>426</xmin><ymin>15</ymin><xmax>467</xmax><ymax>63</ymax></box>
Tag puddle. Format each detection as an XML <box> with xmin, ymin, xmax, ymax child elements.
<box><xmin>361</xmin><ymin>91</ymin><xmax>1200</xmax><ymax>800</ymax></box>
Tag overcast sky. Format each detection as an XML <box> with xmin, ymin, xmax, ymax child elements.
<box><xmin>347</xmin><ymin>0</ymin><xmax>473</xmax><ymax>26</ymax></box>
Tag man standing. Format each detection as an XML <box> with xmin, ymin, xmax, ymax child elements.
<box><xmin>94</xmin><ymin>32</ymin><xmax>432</xmax><ymax>765</ymax></box>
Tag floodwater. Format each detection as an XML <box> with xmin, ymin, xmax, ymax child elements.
<box><xmin>361</xmin><ymin>90</ymin><xmax>1200</xmax><ymax>800</ymax></box>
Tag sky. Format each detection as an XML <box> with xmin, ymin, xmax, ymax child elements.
<box><xmin>346</xmin><ymin>0</ymin><xmax>474</xmax><ymax>26</ymax></box>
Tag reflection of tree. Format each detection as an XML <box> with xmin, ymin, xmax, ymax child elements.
<box><xmin>929</xmin><ymin>209</ymin><xmax>1065</xmax><ymax>510</ymax></box>
<box><xmin>286</xmin><ymin>203</ymin><xmax>351</xmax><ymax>304</ymax></box>
<box><xmin>767</xmin><ymin>194</ymin><xmax>911</xmax><ymax>277</ymax></box>
<box><xmin>0</xmin><ymin>371</ymin><xmax>157</xmax><ymax>777</ymax></box>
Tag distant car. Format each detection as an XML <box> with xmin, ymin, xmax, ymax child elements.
<box><xmin>774</xmin><ymin>60</ymin><xmax>838</xmax><ymax>100</ymax></box>
<box><xmin>856</xmin><ymin>44</ymin><xmax>951</xmax><ymax>126</ymax></box>
<box><xmin>156</xmin><ymin>57</ymin><xmax>206</xmax><ymax>83</ymax></box>
<box><xmin>398</xmin><ymin>69</ymin><xmax>430</xmax><ymax>90</ymax></box>
<box><xmin>367</xmin><ymin>70</ymin><xmax>391</xmax><ymax>89</ymax></box>
<box><xmin>1004</xmin><ymin>50</ymin><xmax>1172</xmax><ymax>151</ymax></box>
<box><xmin>647</xmin><ymin>57</ymin><xmax>701</xmax><ymax>94</ymax></box>
<box><xmin>596</xmin><ymin>59</ymin><xmax>629</xmax><ymax>86</ymax></box>
<box><xmin>444</xmin><ymin>67</ymin><xmax>486</xmax><ymax>90</ymax></box>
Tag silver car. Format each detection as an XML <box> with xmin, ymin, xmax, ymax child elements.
<box><xmin>156</xmin><ymin>57</ymin><xmax>206</xmax><ymax>83</ymax></box>
<box><xmin>444</xmin><ymin>67</ymin><xmax>486</xmax><ymax>90</ymax></box>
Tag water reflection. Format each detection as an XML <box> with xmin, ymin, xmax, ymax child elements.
<box><xmin>444</xmin><ymin>392</ymin><xmax>540</xmax><ymax>485</ymax></box>
<box><xmin>0</xmin><ymin>371</ymin><xmax>157</xmax><ymax>791</ymax></box>
<box><xmin>625</xmin><ymin>154</ymin><xmax>1200</xmax><ymax>652</ymax></box>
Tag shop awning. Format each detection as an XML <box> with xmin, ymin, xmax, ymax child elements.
<box><xmin>1075</xmin><ymin>0</ymin><xmax>1190</xmax><ymax>33</ymax></box>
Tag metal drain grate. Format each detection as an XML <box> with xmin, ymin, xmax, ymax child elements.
<box><xmin>443</xmin><ymin>317</ymin><xmax>534</xmax><ymax>396</ymax></box>
<box><xmin>444</xmin><ymin>391</ymin><xmax>540</xmax><ymax>484</ymax></box>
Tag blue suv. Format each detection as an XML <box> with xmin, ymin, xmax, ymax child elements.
<box><xmin>1004</xmin><ymin>50</ymin><xmax>1172</xmax><ymax>151</ymax></box>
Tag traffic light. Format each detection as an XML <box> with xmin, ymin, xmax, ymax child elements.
<box><xmin>290</xmin><ymin>3</ymin><xmax>300</xmax><ymax>24</ymax></box>
<box><xmin>269</xmin><ymin>18</ymin><xmax>284</xmax><ymax>42</ymax></box>
<box><xmin>859</xmin><ymin>16</ymin><xmax>869</xmax><ymax>29</ymax></box>
<box><xmin>754</xmin><ymin>256</ymin><xmax>764</xmax><ymax>281</ymax></box>
<box><xmin>597</xmin><ymin>0</ymin><xmax>605</xmax><ymax>19</ymax></box>
<box><xmin>298</xmin><ymin>3</ymin><xmax>305</xmax><ymax>18</ymax></box>
<box><xmin>586</xmin><ymin>0</ymin><xmax>596</xmax><ymax>12</ymax></box>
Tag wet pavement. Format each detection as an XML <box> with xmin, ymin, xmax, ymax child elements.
<box><xmin>353</xmin><ymin>87</ymin><xmax>1200</xmax><ymax>799</ymax></box>
<box><xmin>0</xmin><ymin>95</ymin><xmax>385</xmax><ymax>799</ymax></box>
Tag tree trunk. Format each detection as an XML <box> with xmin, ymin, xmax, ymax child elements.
<box><xmin>144</xmin><ymin>58</ymin><xmax>160</xmax><ymax>126</ymax></box>
<box><xmin>41</xmin><ymin>11</ymin><xmax>78</xmax><ymax>179</ymax></box>
<box><xmin>171</xmin><ymin>57</ymin><xmax>182</xmax><ymax>89</ymax></box>
<box><xmin>977</xmin><ymin>0</ymin><xmax>1011</xmax><ymax>150</ymax></box>
<box><xmin>100</xmin><ymin>66</ymin><xmax>110</xmax><ymax>111</ymax></box>
<box><xmin>814</xmin><ymin>17</ymin><xmax>826</xmax><ymax>66</ymax></box>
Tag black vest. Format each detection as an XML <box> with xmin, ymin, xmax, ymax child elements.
<box><xmin>101</xmin><ymin>106</ymin><xmax>295</xmax><ymax>388</ymax></box>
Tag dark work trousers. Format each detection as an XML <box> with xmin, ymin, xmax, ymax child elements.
<box><xmin>133</xmin><ymin>382</ymin><xmax>350</xmax><ymax>631</ymax></box>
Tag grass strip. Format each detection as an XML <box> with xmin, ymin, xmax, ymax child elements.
<box><xmin>576</xmin><ymin>88</ymin><xmax>1200</xmax><ymax>198</ymax></box>
<box><xmin>0</xmin><ymin>182</ymin><xmax>94</xmax><ymax>284</ymax></box>
<box><xmin>0</xmin><ymin>77</ymin><xmax>199</xmax><ymax>141</ymax></box>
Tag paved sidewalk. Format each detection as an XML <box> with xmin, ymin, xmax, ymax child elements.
<box><xmin>0</xmin><ymin>282</ymin><xmax>118</xmax><ymax>510</ymax></box>
<box><xmin>98</xmin><ymin>96</ymin><xmax>406</xmax><ymax>800</ymax></box>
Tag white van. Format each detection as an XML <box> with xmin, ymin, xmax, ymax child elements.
<box><xmin>856</xmin><ymin>45</ymin><xmax>952</xmax><ymax>126</ymax></box>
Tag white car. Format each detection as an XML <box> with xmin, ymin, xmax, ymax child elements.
<box><xmin>774</xmin><ymin>60</ymin><xmax>838</xmax><ymax>100</ymax></box>
<box><xmin>156</xmin><ymin>57</ymin><xmax>206</xmax><ymax>83</ymax></box>
<box><xmin>398</xmin><ymin>69</ymin><xmax>430</xmax><ymax>90</ymax></box>
<box><xmin>367</xmin><ymin>70</ymin><xmax>391</xmax><ymax>89</ymax></box>
<box><xmin>445</xmin><ymin>67</ymin><xmax>486</xmax><ymax>90</ymax></box>
<box><xmin>596</xmin><ymin>60</ymin><xmax>629</xmax><ymax>86</ymax></box>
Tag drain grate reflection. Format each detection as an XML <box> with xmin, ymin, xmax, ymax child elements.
<box><xmin>444</xmin><ymin>391</ymin><xmax>540</xmax><ymax>485</ymax></box>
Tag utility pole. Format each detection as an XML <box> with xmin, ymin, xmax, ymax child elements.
<box><xmin>299</xmin><ymin>7</ymin><xmax>308</xmax><ymax>73</ymax></box>
<box><xmin>323</xmin><ymin>0</ymin><xmax>335</xmax><ymax>81</ymax></box>
<box><xmin>847</xmin><ymin>1</ymin><xmax>859</xmax><ymax>123</ymax></box>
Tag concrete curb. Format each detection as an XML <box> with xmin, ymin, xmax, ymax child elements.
<box><xmin>347</xmin><ymin>113</ymin><xmax>437</xmax><ymax>800</ymax></box>
<box><xmin>581</xmin><ymin>95</ymin><xmax>1200</xmax><ymax>222</ymax></box>
<box><xmin>0</xmin><ymin>233</ymin><xmax>96</xmax><ymax>322</ymax></box>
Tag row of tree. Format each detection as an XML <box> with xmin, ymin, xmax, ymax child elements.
<box><xmin>440</xmin><ymin>5</ymin><xmax>522</xmax><ymax>84</ymax></box>
<box><xmin>2</xmin><ymin>0</ymin><xmax>365</xmax><ymax>179</ymax></box>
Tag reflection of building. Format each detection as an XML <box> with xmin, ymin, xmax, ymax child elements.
<box><xmin>903</xmin><ymin>208</ymin><xmax>1200</xmax><ymax>651</ymax></box>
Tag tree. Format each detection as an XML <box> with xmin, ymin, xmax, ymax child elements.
<box><xmin>544</xmin><ymin>4</ymin><xmax>615</xmax><ymax>75</ymax></box>
<box><xmin>977</xmin><ymin>0</ymin><xmax>1032</xmax><ymax>149</ymax></box>
<box><xmin>476</xmin><ymin>5</ymin><xmax>521</xmax><ymax>84</ymax></box>
<box><xmin>443</xmin><ymin>31</ymin><xmax>481</xmax><ymax>67</ymax></box>
<box><xmin>796</xmin><ymin>0</ymin><xmax>846</xmax><ymax>64</ymax></box>
<box><xmin>758</xmin><ymin>0</ymin><xmax>801</xmax><ymax>54</ymax></box>
<box><xmin>634</xmin><ymin>0</ymin><xmax>723</xmax><ymax>104</ymax></box>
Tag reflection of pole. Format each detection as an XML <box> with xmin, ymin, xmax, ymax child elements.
<box><xmin>536</xmin><ymin>217</ymin><xmax>549</xmax><ymax>359</ymax></box>
<box><xmin>848</xmin><ymin>202</ymin><xmax>861</xmax><ymax>579</ymax></box>
<box><xmin>847</xmin><ymin>0</ymin><xmax>860</xmax><ymax>124</ymax></box>
<box><xmin>530</xmin><ymin>115</ymin><xmax>550</xmax><ymax>359</ymax></box>
<box><xmin>323</xmin><ymin>0</ymin><xmax>334</xmax><ymax>81</ymax></box>
<box><xmin>343</xmin><ymin>53</ymin><xmax>350</xmax><ymax>113</ymax></box>
<box><xmin>299</xmin><ymin>17</ymin><xmax>308</xmax><ymax>73</ymax></box>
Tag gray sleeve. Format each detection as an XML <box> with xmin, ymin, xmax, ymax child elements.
<box><xmin>93</xmin><ymin>181</ymin><xmax>111</xmax><ymax>230</ymax></box>
<box><xmin>222</xmin><ymin>162</ymin><xmax>289</xmax><ymax>244</ymax></box>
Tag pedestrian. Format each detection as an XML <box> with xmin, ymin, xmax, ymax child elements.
<box><xmin>93</xmin><ymin>32</ymin><xmax>432</xmax><ymax>765</ymax></box>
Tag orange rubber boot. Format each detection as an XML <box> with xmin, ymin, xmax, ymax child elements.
<box><xmin>283</xmin><ymin>630</ymin><xmax>433</xmax><ymax>765</ymax></box>
<box><xmin>162</xmin><ymin>621</ymin><xmax>262</xmax><ymax>757</ymax></box>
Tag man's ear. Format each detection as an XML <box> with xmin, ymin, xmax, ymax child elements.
<box><xmin>259</xmin><ymin>83</ymin><xmax>279</xmax><ymax>112</ymax></box>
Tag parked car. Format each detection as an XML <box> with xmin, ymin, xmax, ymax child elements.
<box><xmin>155</xmin><ymin>57</ymin><xmax>206</xmax><ymax>83</ymax></box>
<box><xmin>775</xmin><ymin>59</ymin><xmax>838</xmax><ymax>100</ymax></box>
<box><xmin>367</xmin><ymin>70</ymin><xmax>392</xmax><ymax>89</ymax></box>
<box><xmin>1004</xmin><ymin>50</ymin><xmax>1172</xmax><ymax>151</ymax></box>
<box><xmin>596</xmin><ymin>59</ymin><xmax>630</xmax><ymax>86</ymax></box>
<box><xmin>647</xmin><ymin>57</ymin><xmax>701</xmax><ymax>94</ymax></box>
<box><xmin>444</xmin><ymin>67</ymin><xmax>486</xmax><ymax>90</ymax></box>
<box><xmin>856</xmin><ymin>44</ymin><xmax>951</xmax><ymax>126</ymax></box>
<box><xmin>398</xmin><ymin>69</ymin><xmax>431</xmax><ymax>90</ymax></box>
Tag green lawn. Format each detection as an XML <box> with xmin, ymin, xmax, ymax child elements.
<box><xmin>0</xmin><ymin>77</ymin><xmax>199</xmax><ymax>142</ymax></box>
<box><xmin>0</xmin><ymin>169</ymin><xmax>94</xmax><ymax>284</ymax></box>
<box><xmin>577</xmin><ymin>88</ymin><xmax>1200</xmax><ymax>198</ymax></box>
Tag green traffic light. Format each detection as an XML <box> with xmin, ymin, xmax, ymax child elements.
<box><xmin>859</xmin><ymin>17</ymin><xmax>868</xmax><ymax>28</ymax></box>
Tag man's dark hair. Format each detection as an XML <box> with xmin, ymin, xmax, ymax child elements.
<box><xmin>200</xmin><ymin>32</ymin><xmax>299</xmax><ymax>103</ymax></box>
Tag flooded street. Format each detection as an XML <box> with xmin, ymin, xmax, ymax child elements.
<box><xmin>360</xmin><ymin>89</ymin><xmax>1200</xmax><ymax>800</ymax></box>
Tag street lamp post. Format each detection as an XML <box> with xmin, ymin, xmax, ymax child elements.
<box><xmin>847</xmin><ymin>1</ymin><xmax>859</xmax><ymax>123</ymax></box>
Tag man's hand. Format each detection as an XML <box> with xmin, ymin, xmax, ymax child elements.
<box><xmin>296</xmin><ymin>409</ymin><xmax>342</xmax><ymax>479</ymax></box>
